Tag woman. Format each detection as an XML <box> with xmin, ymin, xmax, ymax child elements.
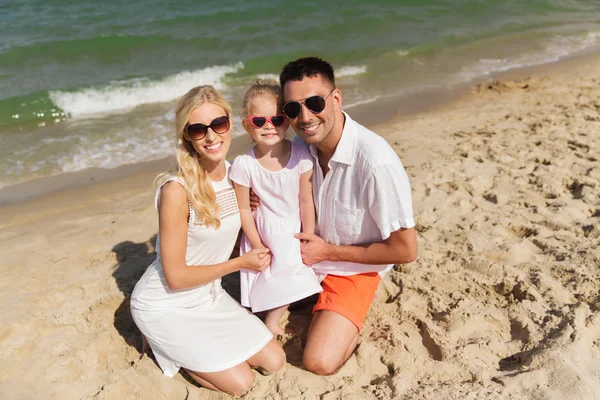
<box><xmin>130</xmin><ymin>85</ymin><xmax>285</xmax><ymax>396</ymax></box>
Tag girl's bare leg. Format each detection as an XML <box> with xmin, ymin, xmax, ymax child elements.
<box><xmin>264</xmin><ymin>304</ymin><xmax>290</xmax><ymax>336</ymax></box>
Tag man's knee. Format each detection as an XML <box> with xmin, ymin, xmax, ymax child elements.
<box><xmin>303</xmin><ymin>353</ymin><xmax>341</xmax><ymax>376</ymax></box>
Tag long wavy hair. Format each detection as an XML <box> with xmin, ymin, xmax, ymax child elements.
<box><xmin>157</xmin><ymin>85</ymin><xmax>232</xmax><ymax>229</ymax></box>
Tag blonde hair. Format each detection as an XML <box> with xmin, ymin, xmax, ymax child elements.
<box><xmin>241</xmin><ymin>79</ymin><xmax>282</xmax><ymax>118</ymax></box>
<box><xmin>157</xmin><ymin>85</ymin><xmax>232</xmax><ymax>229</ymax></box>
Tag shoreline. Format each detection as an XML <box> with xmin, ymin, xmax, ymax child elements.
<box><xmin>1</xmin><ymin>48</ymin><xmax>599</xmax><ymax>207</ymax></box>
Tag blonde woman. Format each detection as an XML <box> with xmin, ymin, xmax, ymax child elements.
<box><xmin>130</xmin><ymin>85</ymin><xmax>285</xmax><ymax>396</ymax></box>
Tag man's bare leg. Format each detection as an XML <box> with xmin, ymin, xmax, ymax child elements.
<box><xmin>302</xmin><ymin>310</ymin><xmax>359</xmax><ymax>375</ymax></box>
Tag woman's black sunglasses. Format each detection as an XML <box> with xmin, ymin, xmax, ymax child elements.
<box><xmin>185</xmin><ymin>115</ymin><xmax>230</xmax><ymax>141</ymax></box>
<box><xmin>282</xmin><ymin>89</ymin><xmax>335</xmax><ymax>119</ymax></box>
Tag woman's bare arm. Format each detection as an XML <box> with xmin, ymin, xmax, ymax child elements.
<box><xmin>158</xmin><ymin>181</ymin><xmax>270</xmax><ymax>291</ymax></box>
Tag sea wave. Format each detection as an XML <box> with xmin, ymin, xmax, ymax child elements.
<box><xmin>336</xmin><ymin>65</ymin><xmax>367</xmax><ymax>78</ymax></box>
<box><xmin>459</xmin><ymin>30</ymin><xmax>600</xmax><ymax>81</ymax></box>
<box><xmin>343</xmin><ymin>95</ymin><xmax>382</xmax><ymax>110</ymax></box>
<box><xmin>256</xmin><ymin>73</ymin><xmax>280</xmax><ymax>82</ymax></box>
<box><xmin>257</xmin><ymin>65</ymin><xmax>368</xmax><ymax>83</ymax></box>
<box><xmin>48</xmin><ymin>63</ymin><xmax>244</xmax><ymax>118</ymax></box>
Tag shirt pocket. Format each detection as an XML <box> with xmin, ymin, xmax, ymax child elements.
<box><xmin>333</xmin><ymin>198</ymin><xmax>365</xmax><ymax>245</ymax></box>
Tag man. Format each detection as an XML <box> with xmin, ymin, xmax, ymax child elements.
<box><xmin>273</xmin><ymin>56</ymin><xmax>418</xmax><ymax>375</ymax></box>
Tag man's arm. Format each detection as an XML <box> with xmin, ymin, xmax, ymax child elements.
<box><xmin>296</xmin><ymin>158</ymin><xmax>417</xmax><ymax>266</ymax></box>
<box><xmin>295</xmin><ymin>226</ymin><xmax>417</xmax><ymax>266</ymax></box>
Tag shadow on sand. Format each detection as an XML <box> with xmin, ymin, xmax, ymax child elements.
<box><xmin>111</xmin><ymin>234</ymin><xmax>158</xmax><ymax>354</ymax></box>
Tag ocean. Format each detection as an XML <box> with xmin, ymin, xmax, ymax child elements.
<box><xmin>1</xmin><ymin>0</ymin><xmax>599</xmax><ymax>190</ymax></box>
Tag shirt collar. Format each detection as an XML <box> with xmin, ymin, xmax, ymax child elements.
<box><xmin>308</xmin><ymin>111</ymin><xmax>356</xmax><ymax>166</ymax></box>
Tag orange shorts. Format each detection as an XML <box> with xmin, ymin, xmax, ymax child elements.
<box><xmin>312</xmin><ymin>272</ymin><xmax>381</xmax><ymax>330</ymax></box>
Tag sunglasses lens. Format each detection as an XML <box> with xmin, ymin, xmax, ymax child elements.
<box><xmin>251</xmin><ymin>117</ymin><xmax>266</xmax><ymax>127</ymax></box>
<box><xmin>305</xmin><ymin>95</ymin><xmax>326</xmax><ymax>113</ymax></box>
<box><xmin>271</xmin><ymin>115</ymin><xmax>285</xmax><ymax>126</ymax></box>
<box><xmin>187</xmin><ymin>124</ymin><xmax>207</xmax><ymax>140</ymax></box>
<box><xmin>283</xmin><ymin>102</ymin><xmax>301</xmax><ymax>119</ymax></box>
<box><xmin>210</xmin><ymin>116</ymin><xmax>230</xmax><ymax>133</ymax></box>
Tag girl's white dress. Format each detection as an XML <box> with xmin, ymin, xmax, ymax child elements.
<box><xmin>130</xmin><ymin>166</ymin><xmax>273</xmax><ymax>376</ymax></box>
<box><xmin>229</xmin><ymin>140</ymin><xmax>323</xmax><ymax>313</ymax></box>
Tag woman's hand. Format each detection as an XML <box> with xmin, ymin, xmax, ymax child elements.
<box><xmin>241</xmin><ymin>248</ymin><xmax>271</xmax><ymax>272</ymax></box>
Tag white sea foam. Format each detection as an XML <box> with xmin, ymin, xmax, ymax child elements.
<box><xmin>256</xmin><ymin>73</ymin><xmax>279</xmax><ymax>81</ymax></box>
<box><xmin>56</xmin><ymin>130</ymin><xmax>174</xmax><ymax>173</ymax></box>
<box><xmin>458</xmin><ymin>31</ymin><xmax>600</xmax><ymax>82</ymax></box>
<box><xmin>49</xmin><ymin>62</ymin><xmax>244</xmax><ymax>118</ymax></box>
<box><xmin>336</xmin><ymin>65</ymin><xmax>367</xmax><ymax>78</ymax></box>
<box><xmin>57</xmin><ymin>118</ymin><xmax>246</xmax><ymax>174</ymax></box>
<box><xmin>256</xmin><ymin>66</ymin><xmax>367</xmax><ymax>82</ymax></box>
<box><xmin>343</xmin><ymin>95</ymin><xmax>382</xmax><ymax>110</ymax></box>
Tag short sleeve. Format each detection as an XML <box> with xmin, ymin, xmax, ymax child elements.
<box><xmin>366</xmin><ymin>161</ymin><xmax>415</xmax><ymax>239</ymax></box>
<box><xmin>294</xmin><ymin>140</ymin><xmax>314</xmax><ymax>174</ymax></box>
<box><xmin>229</xmin><ymin>155</ymin><xmax>252</xmax><ymax>187</ymax></box>
<box><xmin>154</xmin><ymin>175</ymin><xmax>186</xmax><ymax>209</ymax></box>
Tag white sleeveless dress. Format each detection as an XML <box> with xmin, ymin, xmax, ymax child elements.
<box><xmin>229</xmin><ymin>140</ymin><xmax>323</xmax><ymax>313</ymax></box>
<box><xmin>130</xmin><ymin>165</ymin><xmax>273</xmax><ymax>376</ymax></box>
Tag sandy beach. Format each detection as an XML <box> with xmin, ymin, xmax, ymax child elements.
<box><xmin>1</xmin><ymin>51</ymin><xmax>599</xmax><ymax>399</ymax></box>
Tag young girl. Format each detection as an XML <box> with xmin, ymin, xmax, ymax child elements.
<box><xmin>229</xmin><ymin>80</ymin><xmax>322</xmax><ymax>335</ymax></box>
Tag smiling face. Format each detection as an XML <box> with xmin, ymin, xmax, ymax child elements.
<box><xmin>187</xmin><ymin>102</ymin><xmax>231</xmax><ymax>165</ymax></box>
<box><xmin>242</xmin><ymin>94</ymin><xmax>288</xmax><ymax>148</ymax></box>
<box><xmin>282</xmin><ymin>74</ymin><xmax>341</xmax><ymax>147</ymax></box>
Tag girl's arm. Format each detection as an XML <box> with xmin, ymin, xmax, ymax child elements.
<box><xmin>158</xmin><ymin>181</ymin><xmax>270</xmax><ymax>291</ymax></box>
<box><xmin>299</xmin><ymin>169</ymin><xmax>315</xmax><ymax>235</ymax></box>
<box><xmin>233</xmin><ymin>182</ymin><xmax>267</xmax><ymax>250</ymax></box>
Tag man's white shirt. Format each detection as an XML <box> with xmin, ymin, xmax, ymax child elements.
<box><xmin>298</xmin><ymin>111</ymin><xmax>415</xmax><ymax>277</ymax></box>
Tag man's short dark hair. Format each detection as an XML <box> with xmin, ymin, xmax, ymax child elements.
<box><xmin>279</xmin><ymin>57</ymin><xmax>336</xmax><ymax>93</ymax></box>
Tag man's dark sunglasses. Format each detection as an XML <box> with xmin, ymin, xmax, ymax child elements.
<box><xmin>282</xmin><ymin>89</ymin><xmax>335</xmax><ymax>119</ymax></box>
<box><xmin>185</xmin><ymin>115</ymin><xmax>230</xmax><ymax>141</ymax></box>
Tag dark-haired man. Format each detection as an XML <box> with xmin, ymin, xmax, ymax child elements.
<box><xmin>278</xmin><ymin>56</ymin><xmax>418</xmax><ymax>376</ymax></box>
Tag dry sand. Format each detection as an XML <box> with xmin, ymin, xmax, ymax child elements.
<box><xmin>1</xmin><ymin>52</ymin><xmax>599</xmax><ymax>399</ymax></box>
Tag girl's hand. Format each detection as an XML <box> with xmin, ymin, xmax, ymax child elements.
<box><xmin>241</xmin><ymin>248</ymin><xmax>271</xmax><ymax>272</ymax></box>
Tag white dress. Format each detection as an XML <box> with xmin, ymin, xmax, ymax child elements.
<box><xmin>229</xmin><ymin>140</ymin><xmax>323</xmax><ymax>313</ymax></box>
<box><xmin>130</xmin><ymin>165</ymin><xmax>273</xmax><ymax>376</ymax></box>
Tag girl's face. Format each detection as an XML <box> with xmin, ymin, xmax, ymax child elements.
<box><xmin>242</xmin><ymin>94</ymin><xmax>289</xmax><ymax>147</ymax></box>
<box><xmin>187</xmin><ymin>102</ymin><xmax>231</xmax><ymax>165</ymax></box>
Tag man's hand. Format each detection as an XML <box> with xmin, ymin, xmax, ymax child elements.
<box><xmin>249</xmin><ymin>188</ymin><xmax>260</xmax><ymax>211</ymax></box>
<box><xmin>295</xmin><ymin>232</ymin><xmax>330</xmax><ymax>266</ymax></box>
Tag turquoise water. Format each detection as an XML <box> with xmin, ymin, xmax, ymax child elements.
<box><xmin>1</xmin><ymin>0</ymin><xmax>599</xmax><ymax>188</ymax></box>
